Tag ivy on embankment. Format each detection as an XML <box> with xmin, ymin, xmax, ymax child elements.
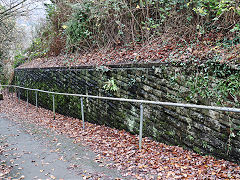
<box><xmin>166</xmin><ymin>60</ymin><xmax>240</xmax><ymax>108</ymax></box>
<box><xmin>164</xmin><ymin>60</ymin><xmax>240</xmax><ymax>155</ymax></box>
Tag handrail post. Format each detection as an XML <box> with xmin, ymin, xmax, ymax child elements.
<box><xmin>14</xmin><ymin>87</ymin><xmax>16</xmax><ymax>99</ymax></box>
<box><xmin>0</xmin><ymin>84</ymin><xmax>2</xmax><ymax>99</ymax></box>
<box><xmin>35</xmin><ymin>91</ymin><xmax>38</xmax><ymax>111</ymax></box>
<box><xmin>52</xmin><ymin>94</ymin><xmax>55</xmax><ymax>120</ymax></box>
<box><xmin>26</xmin><ymin>90</ymin><xmax>29</xmax><ymax>111</ymax></box>
<box><xmin>18</xmin><ymin>88</ymin><xmax>20</xmax><ymax>103</ymax></box>
<box><xmin>139</xmin><ymin>103</ymin><xmax>144</xmax><ymax>150</ymax></box>
<box><xmin>11</xmin><ymin>87</ymin><xmax>13</xmax><ymax>100</ymax></box>
<box><xmin>81</xmin><ymin>97</ymin><xmax>85</xmax><ymax>129</ymax></box>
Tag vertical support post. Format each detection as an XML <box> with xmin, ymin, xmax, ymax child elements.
<box><xmin>14</xmin><ymin>87</ymin><xmax>16</xmax><ymax>99</ymax></box>
<box><xmin>26</xmin><ymin>90</ymin><xmax>29</xmax><ymax>111</ymax></box>
<box><xmin>52</xmin><ymin>94</ymin><xmax>55</xmax><ymax>120</ymax></box>
<box><xmin>35</xmin><ymin>91</ymin><xmax>38</xmax><ymax>111</ymax></box>
<box><xmin>11</xmin><ymin>87</ymin><xmax>13</xmax><ymax>100</ymax></box>
<box><xmin>18</xmin><ymin>88</ymin><xmax>20</xmax><ymax>104</ymax></box>
<box><xmin>139</xmin><ymin>103</ymin><xmax>144</xmax><ymax>150</ymax></box>
<box><xmin>0</xmin><ymin>84</ymin><xmax>2</xmax><ymax>100</ymax></box>
<box><xmin>81</xmin><ymin>97</ymin><xmax>85</xmax><ymax>129</ymax></box>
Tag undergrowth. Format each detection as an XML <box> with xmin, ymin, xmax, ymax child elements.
<box><xmin>17</xmin><ymin>0</ymin><xmax>239</xmax><ymax>60</ymax></box>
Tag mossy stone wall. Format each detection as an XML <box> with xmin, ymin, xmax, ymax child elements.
<box><xmin>14</xmin><ymin>63</ymin><xmax>240</xmax><ymax>163</ymax></box>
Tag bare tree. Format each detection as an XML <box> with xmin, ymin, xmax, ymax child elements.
<box><xmin>0</xmin><ymin>0</ymin><xmax>31</xmax><ymax>22</ymax></box>
<box><xmin>0</xmin><ymin>0</ymin><xmax>30</xmax><ymax>83</ymax></box>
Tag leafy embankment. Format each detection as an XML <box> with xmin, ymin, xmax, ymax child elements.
<box><xmin>15</xmin><ymin>0</ymin><xmax>240</xmax><ymax>69</ymax></box>
<box><xmin>0</xmin><ymin>93</ymin><xmax>240</xmax><ymax>179</ymax></box>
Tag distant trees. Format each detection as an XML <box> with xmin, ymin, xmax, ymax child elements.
<box><xmin>0</xmin><ymin>0</ymin><xmax>30</xmax><ymax>83</ymax></box>
<box><xmin>0</xmin><ymin>14</ymin><xmax>16</xmax><ymax>83</ymax></box>
<box><xmin>0</xmin><ymin>0</ymin><xmax>31</xmax><ymax>56</ymax></box>
<box><xmin>0</xmin><ymin>0</ymin><xmax>27</xmax><ymax>22</ymax></box>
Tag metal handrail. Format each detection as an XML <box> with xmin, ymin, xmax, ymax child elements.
<box><xmin>1</xmin><ymin>84</ymin><xmax>240</xmax><ymax>149</ymax></box>
<box><xmin>2</xmin><ymin>85</ymin><xmax>240</xmax><ymax>112</ymax></box>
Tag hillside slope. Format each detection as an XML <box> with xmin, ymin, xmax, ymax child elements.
<box><xmin>14</xmin><ymin>0</ymin><xmax>240</xmax><ymax>69</ymax></box>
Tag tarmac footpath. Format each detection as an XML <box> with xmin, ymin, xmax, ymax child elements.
<box><xmin>0</xmin><ymin>114</ymin><xmax>123</xmax><ymax>180</ymax></box>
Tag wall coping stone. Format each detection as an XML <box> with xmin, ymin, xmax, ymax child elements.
<box><xmin>15</xmin><ymin>62</ymin><xmax>182</xmax><ymax>71</ymax></box>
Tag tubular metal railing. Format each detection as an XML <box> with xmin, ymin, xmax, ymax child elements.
<box><xmin>1</xmin><ymin>84</ymin><xmax>240</xmax><ymax>149</ymax></box>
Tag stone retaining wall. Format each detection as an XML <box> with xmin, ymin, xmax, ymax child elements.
<box><xmin>14</xmin><ymin>63</ymin><xmax>240</xmax><ymax>163</ymax></box>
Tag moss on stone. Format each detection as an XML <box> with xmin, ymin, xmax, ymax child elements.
<box><xmin>14</xmin><ymin>63</ymin><xmax>240</xmax><ymax>164</ymax></box>
<box><xmin>193</xmin><ymin>146</ymin><xmax>202</xmax><ymax>154</ymax></box>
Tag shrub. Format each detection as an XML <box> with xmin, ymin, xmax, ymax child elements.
<box><xmin>25</xmin><ymin>0</ymin><xmax>240</xmax><ymax>57</ymax></box>
<box><xmin>64</xmin><ymin>0</ymin><xmax>240</xmax><ymax>51</ymax></box>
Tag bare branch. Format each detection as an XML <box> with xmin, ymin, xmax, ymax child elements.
<box><xmin>0</xmin><ymin>0</ymin><xmax>27</xmax><ymax>15</ymax></box>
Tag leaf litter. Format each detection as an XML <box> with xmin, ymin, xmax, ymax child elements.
<box><xmin>0</xmin><ymin>93</ymin><xmax>240</xmax><ymax>179</ymax></box>
<box><xmin>0</xmin><ymin>144</ymin><xmax>12</xmax><ymax>178</ymax></box>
